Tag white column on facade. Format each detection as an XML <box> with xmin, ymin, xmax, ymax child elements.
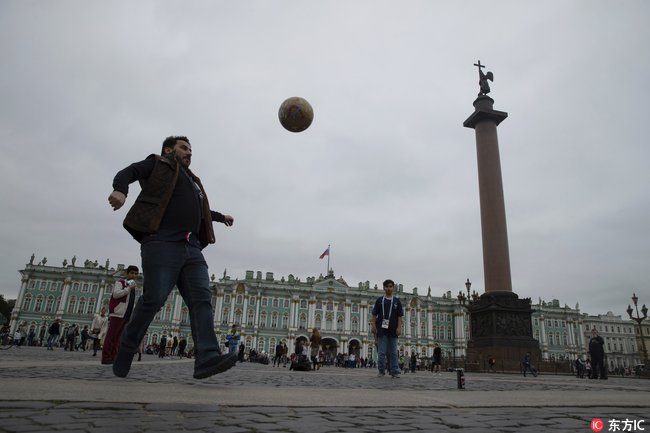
<box><xmin>243</xmin><ymin>295</ymin><xmax>249</xmax><ymax>326</ymax></box>
<box><xmin>9</xmin><ymin>275</ymin><xmax>30</xmax><ymax>333</ymax></box>
<box><xmin>229</xmin><ymin>294</ymin><xmax>235</xmax><ymax>324</ymax></box>
<box><xmin>172</xmin><ymin>294</ymin><xmax>183</xmax><ymax>327</ymax></box>
<box><xmin>308</xmin><ymin>299</ymin><xmax>315</xmax><ymax>329</ymax></box>
<box><xmin>344</xmin><ymin>301</ymin><xmax>351</xmax><ymax>332</ymax></box>
<box><xmin>360</xmin><ymin>304</ymin><xmax>367</xmax><ymax>334</ymax></box>
<box><xmin>254</xmin><ymin>293</ymin><xmax>261</xmax><ymax>329</ymax></box>
<box><xmin>577</xmin><ymin>321</ymin><xmax>586</xmax><ymax>354</ymax></box>
<box><xmin>95</xmin><ymin>280</ymin><xmax>106</xmax><ymax>314</ymax></box>
<box><xmin>453</xmin><ymin>303</ymin><xmax>466</xmax><ymax>358</ymax></box>
<box><xmin>427</xmin><ymin>307</ymin><xmax>434</xmax><ymax>343</ymax></box>
<box><xmin>214</xmin><ymin>293</ymin><xmax>223</xmax><ymax>327</ymax></box>
<box><xmin>405</xmin><ymin>307</ymin><xmax>411</xmax><ymax>338</ymax></box>
<box><xmin>57</xmin><ymin>277</ymin><xmax>72</xmax><ymax>318</ymax></box>
<box><xmin>416</xmin><ymin>308</ymin><xmax>421</xmax><ymax>339</ymax></box>
<box><xmin>539</xmin><ymin>315</ymin><xmax>548</xmax><ymax>360</ymax></box>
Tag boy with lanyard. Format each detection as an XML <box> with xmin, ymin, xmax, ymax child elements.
<box><xmin>371</xmin><ymin>279</ymin><xmax>404</xmax><ymax>378</ymax></box>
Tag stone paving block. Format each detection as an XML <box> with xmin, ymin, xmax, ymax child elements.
<box><xmin>57</xmin><ymin>402</ymin><xmax>143</xmax><ymax>411</ymax></box>
<box><xmin>145</xmin><ymin>402</ymin><xmax>219</xmax><ymax>412</ymax></box>
<box><xmin>0</xmin><ymin>402</ymin><xmax>54</xmax><ymax>410</ymax></box>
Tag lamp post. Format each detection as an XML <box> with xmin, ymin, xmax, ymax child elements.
<box><xmin>465</xmin><ymin>278</ymin><xmax>472</xmax><ymax>298</ymax></box>
<box><xmin>627</xmin><ymin>293</ymin><xmax>648</xmax><ymax>365</ymax></box>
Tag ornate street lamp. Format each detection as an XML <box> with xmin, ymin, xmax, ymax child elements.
<box><xmin>465</xmin><ymin>278</ymin><xmax>472</xmax><ymax>298</ymax></box>
<box><xmin>626</xmin><ymin>292</ymin><xmax>648</xmax><ymax>365</ymax></box>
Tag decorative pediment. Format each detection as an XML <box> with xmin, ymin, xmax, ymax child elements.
<box><xmin>313</xmin><ymin>276</ymin><xmax>349</xmax><ymax>293</ymax></box>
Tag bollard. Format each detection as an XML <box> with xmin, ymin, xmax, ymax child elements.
<box><xmin>456</xmin><ymin>368</ymin><xmax>465</xmax><ymax>389</ymax></box>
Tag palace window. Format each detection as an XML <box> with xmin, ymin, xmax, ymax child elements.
<box><xmin>236</xmin><ymin>295</ymin><xmax>243</xmax><ymax>304</ymax></box>
<box><xmin>325</xmin><ymin>314</ymin><xmax>333</xmax><ymax>331</ymax></box>
<box><xmin>351</xmin><ymin>317</ymin><xmax>359</xmax><ymax>333</ymax></box>
<box><xmin>299</xmin><ymin>313</ymin><xmax>307</xmax><ymax>329</ymax></box>
<box><xmin>247</xmin><ymin>310</ymin><xmax>255</xmax><ymax>326</ymax></box>
<box><xmin>34</xmin><ymin>295</ymin><xmax>43</xmax><ymax>312</ymax></box>
<box><xmin>45</xmin><ymin>296</ymin><xmax>54</xmax><ymax>313</ymax></box>
<box><xmin>82</xmin><ymin>284</ymin><xmax>89</xmax><ymax>293</ymax></box>
<box><xmin>316</xmin><ymin>301</ymin><xmax>322</xmax><ymax>310</ymax></box>
<box><xmin>67</xmin><ymin>297</ymin><xmax>77</xmax><ymax>313</ymax></box>
<box><xmin>272</xmin><ymin>298</ymin><xmax>279</xmax><ymax>308</ymax></box>
<box><xmin>271</xmin><ymin>312</ymin><xmax>278</xmax><ymax>328</ymax></box>
<box><xmin>260</xmin><ymin>312</ymin><xmax>267</xmax><ymax>328</ymax></box>
<box><xmin>262</xmin><ymin>297</ymin><xmax>268</xmax><ymax>307</ymax></box>
<box><xmin>73</xmin><ymin>283</ymin><xmax>80</xmax><ymax>291</ymax></box>
<box><xmin>300</xmin><ymin>299</ymin><xmax>307</xmax><ymax>309</ymax></box>
<box><xmin>22</xmin><ymin>295</ymin><xmax>33</xmax><ymax>311</ymax></box>
<box><xmin>181</xmin><ymin>308</ymin><xmax>189</xmax><ymax>324</ymax></box>
<box><xmin>315</xmin><ymin>314</ymin><xmax>322</xmax><ymax>329</ymax></box>
<box><xmin>336</xmin><ymin>316</ymin><xmax>344</xmax><ymax>332</ymax></box>
<box><xmin>249</xmin><ymin>297</ymin><xmax>255</xmax><ymax>306</ymax></box>
<box><xmin>282</xmin><ymin>313</ymin><xmax>289</xmax><ymax>329</ymax></box>
<box><xmin>284</xmin><ymin>299</ymin><xmax>289</xmax><ymax>308</ymax></box>
<box><xmin>337</xmin><ymin>303</ymin><xmax>344</xmax><ymax>312</ymax></box>
<box><xmin>87</xmin><ymin>298</ymin><xmax>95</xmax><ymax>315</ymax></box>
<box><xmin>222</xmin><ymin>308</ymin><xmax>229</xmax><ymax>325</ymax></box>
<box><xmin>352</xmin><ymin>303</ymin><xmax>359</xmax><ymax>313</ymax></box>
<box><xmin>224</xmin><ymin>295</ymin><xmax>231</xmax><ymax>304</ymax></box>
<box><xmin>77</xmin><ymin>298</ymin><xmax>86</xmax><ymax>314</ymax></box>
<box><xmin>234</xmin><ymin>309</ymin><xmax>242</xmax><ymax>324</ymax></box>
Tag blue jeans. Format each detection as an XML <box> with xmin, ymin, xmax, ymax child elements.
<box><xmin>47</xmin><ymin>334</ymin><xmax>58</xmax><ymax>350</ymax></box>
<box><xmin>119</xmin><ymin>240</ymin><xmax>220</xmax><ymax>365</ymax></box>
<box><xmin>377</xmin><ymin>335</ymin><xmax>400</xmax><ymax>375</ymax></box>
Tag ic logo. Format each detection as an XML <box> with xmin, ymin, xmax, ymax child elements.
<box><xmin>591</xmin><ymin>418</ymin><xmax>604</xmax><ymax>432</ymax></box>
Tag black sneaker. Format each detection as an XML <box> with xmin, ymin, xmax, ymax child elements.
<box><xmin>193</xmin><ymin>353</ymin><xmax>237</xmax><ymax>379</ymax></box>
<box><xmin>112</xmin><ymin>350</ymin><xmax>135</xmax><ymax>378</ymax></box>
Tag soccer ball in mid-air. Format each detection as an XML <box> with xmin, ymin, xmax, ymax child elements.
<box><xmin>278</xmin><ymin>97</ymin><xmax>314</xmax><ymax>133</ymax></box>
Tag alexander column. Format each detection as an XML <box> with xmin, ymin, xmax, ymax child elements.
<box><xmin>463</xmin><ymin>61</ymin><xmax>540</xmax><ymax>371</ymax></box>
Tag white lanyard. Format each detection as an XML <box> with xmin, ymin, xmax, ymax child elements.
<box><xmin>382</xmin><ymin>296</ymin><xmax>394</xmax><ymax>321</ymax></box>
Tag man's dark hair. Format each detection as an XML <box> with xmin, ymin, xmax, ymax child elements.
<box><xmin>126</xmin><ymin>265</ymin><xmax>139</xmax><ymax>273</ymax></box>
<box><xmin>161</xmin><ymin>136</ymin><xmax>190</xmax><ymax>155</ymax></box>
<box><xmin>383</xmin><ymin>279</ymin><xmax>395</xmax><ymax>288</ymax></box>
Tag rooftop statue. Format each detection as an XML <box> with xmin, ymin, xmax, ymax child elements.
<box><xmin>474</xmin><ymin>60</ymin><xmax>494</xmax><ymax>96</ymax></box>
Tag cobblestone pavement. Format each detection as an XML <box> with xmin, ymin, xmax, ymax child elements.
<box><xmin>1</xmin><ymin>347</ymin><xmax>648</xmax><ymax>433</ymax></box>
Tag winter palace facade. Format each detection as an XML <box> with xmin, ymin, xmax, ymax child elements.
<box><xmin>7</xmin><ymin>256</ymin><xmax>648</xmax><ymax>370</ymax></box>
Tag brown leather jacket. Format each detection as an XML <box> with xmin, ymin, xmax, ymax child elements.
<box><xmin>123</xmin><ymin>155</ymin><xmax>215</xmax><ymax>248</ymax></box>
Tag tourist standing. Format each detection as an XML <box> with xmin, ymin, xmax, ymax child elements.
<box><xmin>102</xmin><ymin>265</ymin><xmax>139</xmax><ymax>365</ymax></box>
<box><xmin>589</xmin><ymin>328</ymin><xmax>607</xmax><ymax>380</ymax></box>
<box><xmin>371</xmin><ymin>279</ymin><xmax>404</xmax><ymax>378</ymax></box>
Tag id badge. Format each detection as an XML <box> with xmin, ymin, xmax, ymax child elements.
<box><xmin>381</xmin><ymin>319</ymin><xmax>389</xmax><ymax>329</ymax></box>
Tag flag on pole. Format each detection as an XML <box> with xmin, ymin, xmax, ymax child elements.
<box><xmin>319</xmin><ymin>247</ymin><xmax>330</xmax><ymax>259</ymax></box>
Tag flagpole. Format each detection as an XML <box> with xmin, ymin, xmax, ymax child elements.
<box><xmin>327</xmin><ymin>244</ymin><xmax>330</xmax><ymax>274</ymax></box>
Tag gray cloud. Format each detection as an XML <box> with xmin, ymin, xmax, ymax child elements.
<box><xmin>1</xmin><ymin>1</ymin><xmax>649</xmax><ymax>316</ymax></box>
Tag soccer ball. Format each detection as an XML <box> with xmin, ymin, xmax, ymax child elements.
<box><xmin>278</xmin><ymin>97</ymin><xmax>314</xmax><ymax>133</ymax></box>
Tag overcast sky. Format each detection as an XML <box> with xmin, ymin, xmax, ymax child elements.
<box><xmin>1</xmin><ymin>1</ymin><xmax>648</xmax><ymax>318</ymax></box>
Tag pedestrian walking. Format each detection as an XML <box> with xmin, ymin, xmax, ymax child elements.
<box><xmin>91</xmin><ymin>308</ymin><xmax>108</xmax><ymax>356</ymax></box>
<box><xmin>522</xmin><ymin>352</ymin><xmax>538</xmax><ymax>377</ymax></box>
<box><xmin>46</xmin><ymin>319</ymin><xmax>61</xmax><ymax>350</ymax></box>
